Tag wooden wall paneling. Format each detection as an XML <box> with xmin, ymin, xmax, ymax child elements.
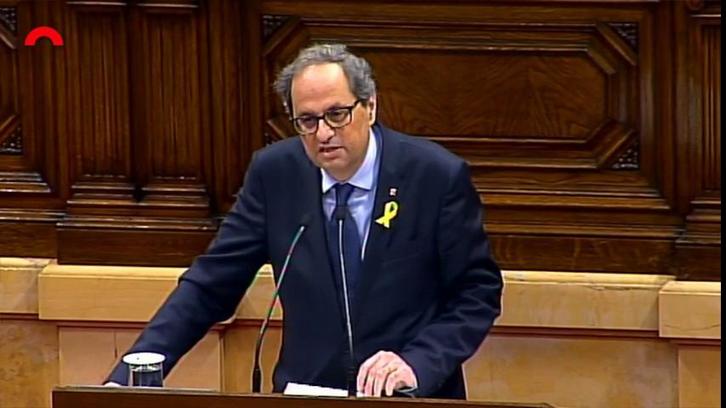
<box><xmin>207</xmin><ymin>0</ymin><xmax>265</xmax><ymax>214</ymax></box>
<box><xmin>261</xmin><ymin>12</ymin><xmax>304</xmax><ymax>145</ymax></box>
<box><xmin>63</xmin><ymin>1</ymin><xmax>133</xmax><ymax>207</ymax></box>
<box><xmin>0</xmin><ymin>0</ymin><xmax>67</xmax><ymax>258</ymax></box>
<box><xmin>60</xmin><ymin>1</ymin><xmax>137</xmax><ymax>247</ymax></box>
<box><xmin>207</xmin><ymin>0</ymin><xmax>242</xmax><ymax>213</ymax></box>
<box><xmin>673</xmin><ymin>0</ymin><xmax>721</xmax><ymax>281</ymax></box>
<box><xmin>0</xmin><ymin>0</ymin><xmax>719</xmax><ymax>275</ymax></box>
<box><xmin>57</xmin><ymin>0</ymin><xmax>218</xmax><ymax>266</ymax></box>
<box><xmin>0</xmin><ymin>3</ymin><xmax>20</xmax><ymax>157</ymax></box>
<box><xmin>260</xmin><ymin>1</ymin><xmax>683</xmax><ymax>274</ymax></box>
<box><xmin>242</xmin><ymin>0</ymin><xmax>265</xmax><ymax>197</ymax></box>
<box><xmin>135</xmin><ymin>1</ymin><xmax>210</xmax><ymax>197</ymax></box>
<box><xmin>652</xmin><ymin>0</ymin><xmax>677</xmax><ymax>220</ymax></box>
<box><xmin>22</xmin><ymin>0</ymin><xmax>66</xmax><ymax>197</ymax></box>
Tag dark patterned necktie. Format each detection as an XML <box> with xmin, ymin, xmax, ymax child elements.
<box><xmin>327</xmin><ymin>183</ymin><xmax>362</xmax><ymax>304</ymax></box>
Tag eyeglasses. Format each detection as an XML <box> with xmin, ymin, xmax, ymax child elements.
<box><xmin>291</xmin><ymin>99</ymin><xmax>365</xmax><ymax>135</ymax></box>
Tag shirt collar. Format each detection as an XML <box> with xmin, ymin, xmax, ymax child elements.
<box><xmin>321</xmin><ymin>128</ymin><xmax>377</xmax><ymax>194</ymax></box>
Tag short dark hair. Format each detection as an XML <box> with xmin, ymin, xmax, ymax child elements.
<box><xmin>273</xmin><ymin>43</ymin><xmax>377</xmax><ymax>115</ymax></box>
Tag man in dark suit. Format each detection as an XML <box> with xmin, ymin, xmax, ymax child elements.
<box><xmin>106</xmin><ymin>43</ymin><xmax>502</xmax><ymax>399</ymax></box>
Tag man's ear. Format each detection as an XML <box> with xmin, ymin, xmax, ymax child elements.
<box><xmin>367</xmin><ymin>96</ymin><xmax>377</xmax><ymax>125</ymax></box>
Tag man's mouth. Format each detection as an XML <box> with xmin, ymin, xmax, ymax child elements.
<box><xmin>319</xmin><ymin>146</ymin><xmax>342</xmax><ymax>154</ymax></box>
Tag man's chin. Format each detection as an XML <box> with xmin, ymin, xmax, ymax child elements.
<box><xmin>319</xmin><ymin>163</ymin><xmax>351</xmax><ymax>181</ymax></box>
<box><xmin>318</xmin><ymin>157</ymin><xmax>344</xmax><ymax>171</ymax></box>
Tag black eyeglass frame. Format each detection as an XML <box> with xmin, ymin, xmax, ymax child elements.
<box><xmin>290</xmin><ymin>99</ymin><xmax>366</xmax><ymax>135</ymax></box>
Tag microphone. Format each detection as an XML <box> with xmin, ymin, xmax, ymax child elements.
<box><xmin>333</xmin><ymin>208</ymin><xmax>356</xmax><ymax>397</ymax></box>
<box><xmin>252</xmin><ymin>213</ymin><xmax>311</xmax><ymax>393</ymax></box>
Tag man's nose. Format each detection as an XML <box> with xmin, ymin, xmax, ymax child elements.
<box><xmin>315</xmin><ymin>118</ymin><xmax>335</xmax><ymax>141</ymax></box>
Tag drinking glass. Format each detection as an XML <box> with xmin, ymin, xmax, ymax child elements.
<box><xmin>122</xmin><ymin>352</ymin><xmax>165</xmax><ymax>387</ymax></box>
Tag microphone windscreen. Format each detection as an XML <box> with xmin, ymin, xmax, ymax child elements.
<box><xmin>299</xmin><ymin>213</ymin><xmax>312</xmax><ymax>226</ymax></box>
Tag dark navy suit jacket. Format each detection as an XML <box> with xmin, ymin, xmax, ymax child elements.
<box><xmin>108</xmin><ymin>124</ymin><xmax>503</xmax><ymax>399</ymax></box>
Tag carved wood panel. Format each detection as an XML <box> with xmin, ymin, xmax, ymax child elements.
<box><xmin>0</xmin><ymin>0</ymin><xmax>720</xmax><ymax>279</ymax></box>
<box><xmin>673</xmin><ymin>0</ymin><xmax>721</xmax><ymax>280</ymax></box>
<box><xmin>56</xmin><ymin>0</ymin><xmax>218</xmax><ymax>265</ymax></box>
<box><xmin>261</xmin><ymin>1</ymin><xmax>686</xmax><ymax>275</ymax></box>
<box><xmin>67</xmin><ymin>5</ymin><xmax>130</xmax><ymax>181</ymax></box>
<box><xmin>0</xmin><ymin>5</ymin><xmax>20</xmax><ymax>155</ymax></box>
<box><xmin>0</xmin><ymin>0</ymin><xmax>64</xmax><ymax>257</ymax></box>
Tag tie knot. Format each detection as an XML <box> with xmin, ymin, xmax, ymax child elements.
<box><xmin>335</xmin><ymin>183</ymin><xmax>355</xmax><ymax>207</ymax></box>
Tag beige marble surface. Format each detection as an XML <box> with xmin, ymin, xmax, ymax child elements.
<box><xmin>0</xmin><ymin>258</ymin><xmax>50</xmax><ymax>314</ymax></box>
<box><xmin>659</xmin><ymin>281</ymin><xmax>721</xmax><ymax>339</ymax></box>
<box><xmin>234</xmin><ymin>265</ymin><xmax>281</xmax><ymax>320</ymax></box>
<box><xmin>38</xmin><ymin>263</ymin><xmax>182</xmax><ymax>322</ymax></box>
<box><xmin>59</xmin><ymin>327</ymin><xmax>222</xmax><ymax>390</ymax></box>
<box><xmin>222</xmin><ymin>325</ymin><xmax>282</xmax><ymax>393</ymax></box>
<box><xmin>466</xmin><ymin>334</ymin><xmax>679</xmax><ymax>408</ymax></box>
<box><xmin>37</xmin><ymin>265</ymin><xmax>679</xmax><ymax>333</ymax></box>
<box><xmin>0</xmin><ymin>319</ymin><xmax>58</xmax><ymax>408</ymax></box>
<box><xmin>678</xmin><ymin>346</ymin><xmax>721</xmax><ymax>408</ymax></box>
<box><xmin>37</xmin><ymin>263</ymin><xmax>278</xmax><ymax>322</ymax></box>
<box><xmin>116</xmin><ymin>329</ymin><xmax>222</xmax><ymax>390</ymax></box>
<box><xmin>3</xmin><ymin>258</ymin><xmax>721</xmax><ymax>408</ymax></box>
<box><xmin>58</xmin><ymin>327</ymin><xmax>117</xmax><ymax>385</ymax></box>
<box><xmin>500</xmin><ymin>271</ymin><xmax>673</xmax><ymax>331</ymax></box>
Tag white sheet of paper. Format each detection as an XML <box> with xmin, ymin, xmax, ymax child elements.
<box><xmin>283</xmin><ymin>382</ymin><xmax>364</xmax><ymax>397</ymax></box>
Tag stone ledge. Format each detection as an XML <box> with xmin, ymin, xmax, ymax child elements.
<box><xmin>659</xmin><ymin>281</ymin><xmax>721</xmax><ymax>340</ymax></box>
<box><xmin>36</xmin><ymin>262</ymin><xmax>276</xmax><ymax>322</ymax></box>
<box><xmin>499</xmin><ymin>271</ymin><xmax>672</xmax><ymax>331</ymax></box>
<box><xmin>0</xmin><ymin>259</ymin><xmax>712</xmax><ymax>340</ymax></box>
<box><xmin>32</xmin><ymin>261</ymin><xmax>705</xmax><ymax>336</ymax></box>
<box><xmin>0</xmin><ymin>257</ymin><xmax>51</xmax><ymax>314</ymax></box>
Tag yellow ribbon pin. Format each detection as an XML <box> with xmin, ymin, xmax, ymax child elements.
<box><xmin>376</xmin><ymin>201</ymin><xmax>399</xmax><ymax>229</ymax></box>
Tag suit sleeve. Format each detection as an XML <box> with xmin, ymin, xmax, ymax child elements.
<box><xmin>399</xmin><ymin>161</ymin><xmax>503</xmax><ymax>396</ymax></box>
<box><xmin>106</xmin><ymin>153</ymin><xmax>269</xmax><ymax>385</ymax></box>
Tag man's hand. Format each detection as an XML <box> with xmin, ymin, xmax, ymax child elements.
<box><xmin>356</xmin><ymin>351</ymin><xmax>417</xmax><ymax>397</ymax></box>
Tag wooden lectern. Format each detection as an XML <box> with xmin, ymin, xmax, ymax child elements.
<box><xmin>52</xmin><ymin>386</ymin><xmax>554</xmax><ymax>408</ymax></box>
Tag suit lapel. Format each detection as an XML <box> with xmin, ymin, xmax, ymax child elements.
<box><xmin>354</xmin><ymin>125</ymin><xmax>404</xmax><ymax>323</ymax></box>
